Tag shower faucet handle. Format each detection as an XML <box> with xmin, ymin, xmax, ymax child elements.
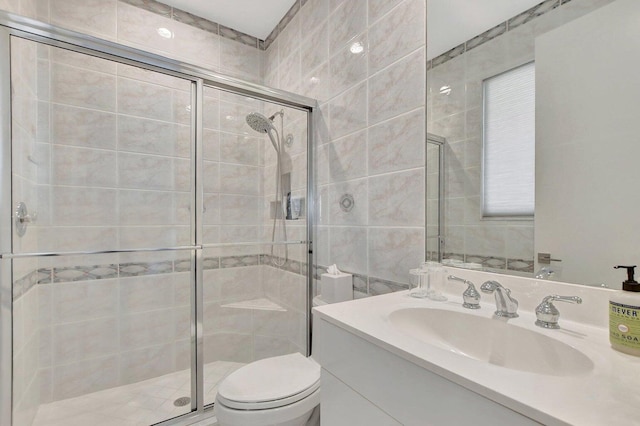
<box><xmin>14</xmin><ymin>202</ymin><xmax>37</xmax><ymax>237</ymax></box>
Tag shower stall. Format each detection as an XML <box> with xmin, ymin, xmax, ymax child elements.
<box><xmin>0</xmin><ymin>12</ymin><xmax>315</xmax><ymax>426</ymax></box>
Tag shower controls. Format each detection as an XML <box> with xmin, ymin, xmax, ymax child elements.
<box><xmin>290</xmin><ymin>197</ymin><xmax>302</xmax><ymax>220</ymax></box>
<box><xmin>339</xmin><ymin>194</ymin><xmax>355</xmax><ymax>212</ymax></box>
<box><xmin>14</xmin><ymin>202</ymin><xmax>36</xmax><ymax>237</ymax></box>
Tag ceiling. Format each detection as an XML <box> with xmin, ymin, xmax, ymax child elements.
<box><xmin>158</xmin><ymin>0</ymin><xmax>297</xmax><ymax>40</ymax></box>
<box><xmin>158</xmin><ymin>0</ymin><xmax>542</xmax><ymax>53</ymax></box>
<box><xmin>427</xmin><ymin>0</ymin><xmax>543</xmax><ymax>59</ymax></box>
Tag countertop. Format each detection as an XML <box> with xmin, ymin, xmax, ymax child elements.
<box><xmin>313</xmin><ymin>290</ymin><xmax>640</xmax><ymax>426</ymax></box>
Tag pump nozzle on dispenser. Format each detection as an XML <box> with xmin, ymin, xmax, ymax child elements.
<box><xmin>614</xmin><ymin>265</ymin><xmax>639</xmax><ymax>290</ymax></box>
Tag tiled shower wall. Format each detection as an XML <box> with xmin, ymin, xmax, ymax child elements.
<box><xmin>3</xmin><ymin>1</ymin><xmax>307</xmax><ymax>424</ymax></box>
<box><xmin>264</xmin><ymin>0</ymin><xmax>427</xmax><ymax>295</ymax></box>
<box><xmin>426</xmin><ymin>0</ymin><xmax>613</xmax><ymax>274</ymax></box>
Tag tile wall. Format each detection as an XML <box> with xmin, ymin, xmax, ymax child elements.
<box><xmin>264</xmin><ymin>0</ymin><xmax>427</xmax><ymax>296</ymax></box>
<box><xmin>426</xmin><ymin>0</ymin><xmax>613</xmax><ymax>274</ymax></box>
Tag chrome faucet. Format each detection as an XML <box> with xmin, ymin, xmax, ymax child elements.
<box><xmin>447</xmin><ymin>275</ymin><xmax>481</xmax><ymax>309</ymax></box>
<box><xmin>480</xmin><ymin>280</ymin><xmax>518</xmax><ymax>318</ymax></box>
<box><xmin>535</xmin><ymin>295</ymin><xmax>582</xmax><ymax>329</ymax></box>
<box><xmin>535</xmin><ymin>266</ymin><xmax>556</xmax><ymax>280</ymax></box>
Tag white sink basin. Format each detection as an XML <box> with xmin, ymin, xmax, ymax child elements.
<box><xmin>388</xmin><ymin>308</ymin><xmax>594</xmax><ymax>376</ymax></box>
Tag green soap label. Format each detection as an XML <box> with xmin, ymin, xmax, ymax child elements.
<box><xmin>610</xmin><ymin>301</ymin><xmax>640</xmax><ymax>348</ymax></box>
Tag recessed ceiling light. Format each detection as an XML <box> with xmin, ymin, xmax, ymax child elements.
<box><xmin>310</xmin><ymin>76</ymin><xmax>319</xmax><ymax>85</ymax></box>
<box><xmin>439</xmin><ymin>85</ymin><xmax>452</xmax><ymax>96</ymax></box>
<box><xmin>157</xmin><ymin>27</ymin><xmax>173</xmax><ymax>39</ymax></box>
<box><xmin>226</xmin><ymin>115</ymin><xmax>235</xmax><ymax>121</ymax></box>
<box><xmin>350</xmin><ymin>41</ymin><xmax>364</xmax><ymax>54</ymax></box>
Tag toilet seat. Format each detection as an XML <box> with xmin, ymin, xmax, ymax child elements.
<box><xmin>216</xmin><ymin>353</ymin><xmax>320</xmax><ymax>411</ymax></box>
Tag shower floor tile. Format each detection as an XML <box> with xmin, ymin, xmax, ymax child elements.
<box><xmin>32</xmin><ymin>361</ymin><xmax>245</xmax><ymax>426</ymax></box>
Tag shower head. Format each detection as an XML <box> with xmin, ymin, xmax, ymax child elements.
<box><xmin>246</xmin><ymin>112</ymin><xmax>275</xmax><ymax>134</ymax></box>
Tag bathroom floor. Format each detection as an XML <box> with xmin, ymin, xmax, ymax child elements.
<box><xmin>32</xmin><ymin>361</ymin><xmax>244</xmax><ymax>426</ymax></box>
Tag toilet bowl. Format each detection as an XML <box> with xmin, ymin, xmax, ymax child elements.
<box><xmin>214</xmin><ymin>296</ymin><xmax>329</xmax><ymax>426</ymax></box>
<box><xmin>214</xmin><ymin>353</ymin><xmax>320</xmax><ymax>426</ymax></box>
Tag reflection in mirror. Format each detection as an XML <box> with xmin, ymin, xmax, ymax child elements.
<box><xmin>426</xmin><ymin>134</ymin><xmax>445</xmax><ymax>262</ymax></box>
<box><xmin>427</xmin><ymin>0</ymin><xmax>635</xmax><ymax>288</ymax></box>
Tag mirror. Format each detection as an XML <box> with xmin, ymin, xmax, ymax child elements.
<box><xmin>426</xmin><ymin>0</ymin><xmax>639</xmax><ymax>288</ymax></box>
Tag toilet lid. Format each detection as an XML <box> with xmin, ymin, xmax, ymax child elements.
<box><xmin>217</xmin><ymin>353</ymin><xmax>320</xmax><ymax>409</ymax></box>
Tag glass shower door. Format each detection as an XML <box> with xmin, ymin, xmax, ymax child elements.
<box><xmin>10</xmin><ymin>36</ymin><xmax>196</xmax><ymax>426</ymax></box>
<box><xmin>200</xmin><ymin>86</ymin><xmax>309</xmax><ymax>406</ymax></box>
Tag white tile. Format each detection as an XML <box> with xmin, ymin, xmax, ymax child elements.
<box><xmin>50</xmin><ymin>63</ymin><xmax>116</xmax><ymax>112</ymax></box>
<box><xmin>329</xmin><ymin>33</ymin><xmax>368</xmax><ymax>97</ymax></box>
<box><xmin>327</xmin><ymin>129</ymin><xmax>366</xmax><ymax>182</ymax></box>
<box><xmin>368</xmin><ymin>0</ymin><xmax>425</xmax><ymax>74</ymax></box>
<box><xmin>329</xmin><ymin>0</ymin><xmax>367</xmax><ymax>53</ymax></box>
<box><xmin>368</xmin><ymin>108</ymin><xmax>425</xmax><ymax>175</ymax></box>
<box><xmin>369</xmin><ymin>48</ymin><xmax>425</xmax><ymax>125</ymax></box>
<box><xmin>329</xmin><ymin>82</ymin><xmax>367</xmax><ymax>139</ymax></box>
<box><xmin>50</xmin><ymin>0</ymin><xmax>117</xmax><ymax>40</ymax></box>
<box><xmin>368</xmin><ymin>168</ymin><xmax>424</xmax><ymax>226</ymax></box>
<box><xmin>368</xmin><ymin>227</ymin><xmax>424</xmax><ymax>283</ymax></box>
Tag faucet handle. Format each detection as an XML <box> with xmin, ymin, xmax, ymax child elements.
<box><xmin>447</xmin><ymin>275</ymin><xmax>481</xmax><ymax>309</ymax></box>
<box><xmin>535</xmin><ymin>295</ymin><xmax>582</xmax><ymax>329</ymax></box>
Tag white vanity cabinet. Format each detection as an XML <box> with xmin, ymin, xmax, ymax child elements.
<box><xmin>314</xmin><ymin>316</ymin><xmax>541</xmax><ymax>426</ymax></box>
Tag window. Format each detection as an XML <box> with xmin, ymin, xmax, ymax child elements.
<box><xmin>482</xmin><ymin>62</ymin><xmax>535</xmax><ymax>217</ymax></box>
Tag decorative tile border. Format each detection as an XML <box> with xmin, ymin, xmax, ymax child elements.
<box><xmin>12</xmin><ymin>254</ymin><xmax>258</xmax><ymax>300</ymax></box>
<box><xmin>262</xmin><ymin>0</ymin><xmax>308</xmax><ymax>50</ymax></box>
<box><xmin>313</xmin><ymin>264</ymin><xmax>410</xmax><ymax>297</ymax></box>
<box><xmin>221</xmin><ymin>254</ymin><xmax>260</xmax><ymax>268</ymax></box>
<box><xmin>260</xmin><ymin>254</ymin><xmax>303</xmax><ymax>274</ymax></box>
<box><xmin>202</xmin><ymin>257</ymin><xmax>220</xmax><ymax>270</ymax></box>
<box><xmin>119</xmin><ymin>0</ymin><xmax>261</xmax><ymax>49</ymax></box>
<box><xmin>368</xmin><ymin>277</ymin><xmax>410</xmax><ymax>296</ymax></box>
<box><xmin>122</xmin><ymin>0</ymin><xmax>171</xmax><ymax>17</ymax></box>
<box><xmin>507</xmin><ymin>258</ymin><xmax>536</xmax><ymax>273</ymax></box>
<box><xmin>119</xmin><ymin>0</ymin><xmax>568</xmax><ymax>61</ymax></box>
<box><xmin>174</xmin><ymin>259</ymin><xmax>192</xmax><ymax>272</ymax></box>
<box><xmin>507</xmin><ymin>0</ymin><xmax>560</xmax><ymax>31</ymax></box>
<box><xmin>465</xmin><ymin>254</ymin><xmax>506</xmax><ymax>270</ymax></box>
<box><xmin>119</xmin><ymin>261</ymin><xmax>173</xmax><ymax>277</ymax></box>
<box><xmin>443</xmin><ymin>252</ymin><xmax>535</xmax><ymax>274</ymax></box>
<box><xmin>12</xmin><ymin>252</ymin><xmax>456</xmax><ymax>302</ymax></box>
<box><xmin>12</xmin><ymin>268</ymin><xmax>46</xmax><ymax>301</ymax></box>
<box><xmin>427</xmin><ymin>0</ymin><xmax>564</xmax><ymax>70</ymax></box>
<box><xmin>53</xmin><ymin>264</ymin><xmax>118</xmax><ymax>282</ymax></box>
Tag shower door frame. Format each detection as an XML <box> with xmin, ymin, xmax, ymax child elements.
<box><xmin>426</xmin><ymin>133</ymin><xmax>445</xmax><ymax>262</ymax></box>
<box><xmin>0</xmin><ymin>11</ymin><xmax>317</xmax><ymax>426</ymax></box>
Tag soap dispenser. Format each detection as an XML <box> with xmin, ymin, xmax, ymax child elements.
<box><xmin>610</xmin><ymin>265</ymin><xmax>640</xmax><ymax>356</ymax></box>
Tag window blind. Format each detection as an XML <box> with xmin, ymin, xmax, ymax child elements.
<box><xmin>483</xmin><ymin>62</ymin><xmax>535</xmax><ymax>217</ymax></box>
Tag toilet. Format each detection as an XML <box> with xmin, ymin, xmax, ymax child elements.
<box><xmin>214</xmin><ymin>296</ymin><xmax>328</xmax><ymax>426</ymax></box>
